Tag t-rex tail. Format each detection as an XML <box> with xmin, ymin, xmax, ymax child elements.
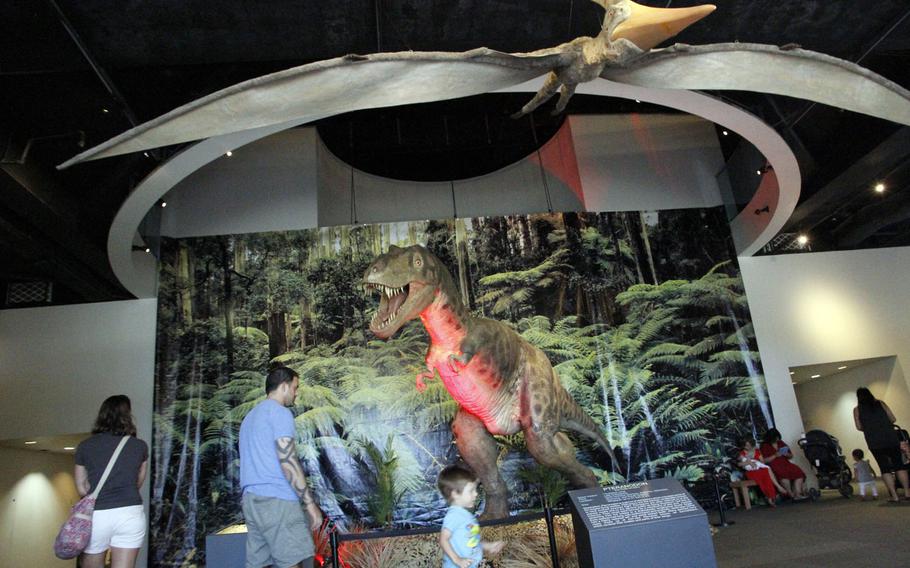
<box><xmin>557</xmin><ymin>387</ymin><xmax>620</xmax><ymax>470</ymax></box>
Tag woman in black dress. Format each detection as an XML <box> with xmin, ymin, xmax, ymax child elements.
<box><xmin>853</xmin><ymin>387</ymin><xmax>909</xmax><ymax>502</ymax></box>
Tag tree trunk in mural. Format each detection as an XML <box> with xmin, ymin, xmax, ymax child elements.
<box><xmin>268</xmin><ymin>311</ymin><xmax>288</xmax><ymax>358</ymax></box>
<box><xmin>220</xmin><ymin>238</ymin><xmax>235</xmax><ymax>375</ymax></box>
<box><xmin>454</xmin><ymin>218</ymin><xmax>473</xmax><ymax>309</ymax></box>
<box><xmin>639</xmin><ymin>211</ymin><xmax>659</xmax><ymax>285</ymax></box>
<box><xmin>563</xmin><ymin>212</ymin><xmax>588</xmax><ymax>323</ymax></box>
<box><xmin>177</xmin><ymin>242</ymin><xmax>194</xmax><ymax>325</ymax></box>
<box><xmin>621</xmin><ymin>213</ymin><xmax>647</xmax><ymax>284</ymax></box>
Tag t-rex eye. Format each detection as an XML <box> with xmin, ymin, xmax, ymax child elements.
<box><xmin>414</xmin><ymin>258</ymin><xmax>423</xmax><ymax>267</ymax></box>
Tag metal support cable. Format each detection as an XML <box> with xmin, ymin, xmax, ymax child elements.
<box><xmin>47</xmin><ymin>0</ymin><xmax>140</xmax><ymax>128</ymax></box>
<box><xmin>788</xmin><ymin>6</ymin><xmax>910</xmax><ymax>129</ymax></box>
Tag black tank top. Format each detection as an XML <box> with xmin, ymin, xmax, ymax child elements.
<box><xmin>858</xmin><ymin>402</ymin><xmax>898</xmax><ymax>449</ymax></box>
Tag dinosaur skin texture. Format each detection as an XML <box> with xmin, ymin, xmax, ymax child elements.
<box><xmin>364</xmin><ymin>244</ymin><xmax>617</xmax><ymax>519</ymax></box>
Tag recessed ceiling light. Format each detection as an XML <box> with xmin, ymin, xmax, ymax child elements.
<box><xmin>226</xmin><ymin>150</ymin><xmax>233</xmax><ymax>157</ymax></box>
<box><xmin>722</xmin><ymin>130</ymin><xmax>729</xmax><ymax>136</ymax></box>
<box><xmin>161</xmin><ymin>201</ymin><xmax>167</xmax><ymax>208</ymax></box>
<box><xmin>837</xmin><ymin>365</ymin><xmax>847</xmax><ymax>370</ymax></box>
<box><xmin>145</xmin><ymin>248</ymin><xmax>151</xmax><ymax>254</ymax></box>
<box><xmin>797</xmin><ymin>234</ymin><xmax>809</xmax><ymax>245</ymax></box>
<box><xmin>874</xmin><ymin>182</ymin><xmax>885</xmax><ymax>193</ymax></box>
<box><xmin>102</xmin><ymin>108</ymin><xmax>109</xmax><ymax>113</ymax></box>
<box><xmin>756</xmin><ymin>169</ymin><xmax>762</xmax><ymax>175</ymax></box>
<box><xmin>63</xmin><ymin>447</ymin><xmax>75</xmax><ymax>451</ymax></box>
<box><xmin>24</xmin><ymin>441</ymin><xmax>37</xmax><ymax>445</ymax></box>
<box><xmin>634</xmin><ymin>99</ymin><xmax>640</xmax><ymax>103</ymax></box>
<box><xmin>789</xmin><ymin>371</ymin><xmax>794</xmax><ymax>375</ymax></box>
<box><xmin>811</xmin><ymin>374</ymin><xmax>821</xmax><ymax>379</ymax></box>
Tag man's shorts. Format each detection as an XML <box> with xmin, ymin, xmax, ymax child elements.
<box><xmin>242</xmin><ymin>492</ymin><xmax>314</xmax><ymax>568</ymax></box>
<box><xmin>85</xmin><ymin>505</ymin><xmax>146</xmax><ymax>553</ymax></box>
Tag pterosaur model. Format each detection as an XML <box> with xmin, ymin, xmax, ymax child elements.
<box><xmin>59</xmin><ymin>0</ymin><xmax>910</xmax><ymax>169</ymax></box>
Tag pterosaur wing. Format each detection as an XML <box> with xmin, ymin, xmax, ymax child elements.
<box><xmin>58</xmin><ymin>49</ymin><xmax>566</xmax><ymax>169</ymax></box>
<box><xmin>601</xmin><ymin>43</ymin><xmax>910</xmax><ymax>126</ymax></box>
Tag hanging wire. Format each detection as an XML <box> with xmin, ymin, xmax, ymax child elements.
<box><xmin>536</xmin><ymin>149</ymin><xmax>554</xmax><ymax>214</ymax></box>
<box><xmin>450</xmin><ymin>180</ymin><xmax>458</xmax><ymax>219</ymax></box>
<box><xmin>787</xmin><ymin>6</ymin><xmax>910</xmax><ymax>129</ymax></box>
<box><xmin>527</xmin><ymin>113</ymin><xmax>554</xmax><ymax>213</ymax></box>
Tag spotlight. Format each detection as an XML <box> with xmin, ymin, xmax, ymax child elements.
<box><xmin>722</xmin><ymin>130</ymin><xmax>729</xmax><ymax>136</ymax></box>
<box><xmin>756</xmin><ymin>169</ymin><xmax>762</xmax><ymax>176</ymax></box>
<box><xmin>810</xmin><ymin>374</ymin><xmax>820</xmax><ymax>379</ymax></box>
<box><xmin>874</xmin><ymin>182</ymin><xmax>885</xmax><ymax>193</ymax></box>
<box><xmin>837</xmin><ymin>365</ymin><xmax>847</xmax><ymax>370</ymax></box>
<box><xmin>25</xmin><ymin>441</ymin><xmax>37</xmax><ymax>445</ymax></box>
<box><xmin>796</xmin><ymin>234</ymin><xmax>809</xmax><ymax>246</ymax></box>
<box><xmin>63</xmin><ymin>447</ymin><xmax>75</xmax><ymax>451</ymax></box>
<box><xmin>145</xmin><ymin>248</ymin><xmax>151</xmax><ymax>254</ymax></box>
<box><xmin>102</xmin><ymin>108</ymin><xmax>109</xmax><ymax>113</ymax></box>
<box><xmin>226</xmin><ymin>151</ymin><xmax>233</xmax><ymax>157</ymax></box>
<box><xmin>634</xmin><ymin>99</ymin><xmax>640</xmax><ymax>103</ymax></box>
<box><xmin>161</xmin><ymin>201</ymin><xmax>167</xmax><ymax>208</ymax></box>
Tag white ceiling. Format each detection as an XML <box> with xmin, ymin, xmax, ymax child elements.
<box><xmin>789</xmin><ymin>356</ymin><xmax>892</xmax><ymax>385</ymax></box>
<box><xmin>0</xmin><ymin>433</ymin><xmax>90</xmax><ymax>455</ymax></box>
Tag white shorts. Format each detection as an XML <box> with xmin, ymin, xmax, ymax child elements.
<box><xmin>85</xmin><ymin>505</ymin><xmax>146</xmax><ymax>553</ymax></box>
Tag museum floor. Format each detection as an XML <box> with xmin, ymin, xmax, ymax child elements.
<box><xmin>712</xmin><ymin>481</ymin><xmax>910</xmax><ymax>567</ymax></box>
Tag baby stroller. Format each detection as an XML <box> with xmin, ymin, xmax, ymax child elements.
<box><xmin>798</xmin><ymin>429</ymin><xmax>853</xmax><ymax>498</ymax></box>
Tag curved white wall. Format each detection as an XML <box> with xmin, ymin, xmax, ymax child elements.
<box><xmin>740</xmin><ymin>247</ymin><xmax>910</xmax><ymax>454</ymax></box>
<box><xmin>159</xmin><ymin>114</ymin><xmax>723</xmax><ymax>239</ymax></box>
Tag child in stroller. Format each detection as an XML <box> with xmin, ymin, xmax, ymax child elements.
<box><xmin>798</xmin><ymin>429</ymin><xmax>853</xmax><ymax>497</ymax></box>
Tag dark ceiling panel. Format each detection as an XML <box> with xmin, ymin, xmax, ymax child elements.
<box><xmin>1</xmin><ymin>0</ymin><xmax>909</xmax><ymax>304</ymax></box>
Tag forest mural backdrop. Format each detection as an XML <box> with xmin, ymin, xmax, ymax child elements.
<box><xmin>152</xmin><ymin>208</ymin><xmax>772</xmax><ymax>566</ymax></box>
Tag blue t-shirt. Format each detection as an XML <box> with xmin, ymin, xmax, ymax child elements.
<box><xmin>442</xmin><ymin>505</ymin><xmax>482</xmax><ymax>568</ymax></box>
<box><xmin>240</xmin><ymin>398</ymin><xmax>298</xmax><ymax>501</ymax></box>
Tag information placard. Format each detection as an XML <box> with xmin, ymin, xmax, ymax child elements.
<box><xmin>569</xmin><ymin>478</ymin><xmax>717</xmax><ymax>568</ymax></box>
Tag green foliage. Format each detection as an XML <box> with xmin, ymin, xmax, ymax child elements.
<box><xmin>360</xmin><ymin>435</ymin><xmax>406</xmax><ymax>527</ymax></box>
<box><xmin>518</xmin><ymin>464</ymin><xmax>569</xmax><ymax>508</ymax></box>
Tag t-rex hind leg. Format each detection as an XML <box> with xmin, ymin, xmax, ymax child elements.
<box><xmin>526</xmin><ymin>429</ymin><xmax>600</xmax><ymax>489</ymax></box>
<box><xmin>452</xmin><ymin>409</ymin><xmax>510</xmax><ymax>519</ymax></box>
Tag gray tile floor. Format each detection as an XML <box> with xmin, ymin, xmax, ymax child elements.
<box><xmin>712</xmin><ymin>482</ymin><xmax>910</xmax><ymax>567</ymax></box>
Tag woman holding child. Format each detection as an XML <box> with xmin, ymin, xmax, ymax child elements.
<box><xmin>738</xmin><ymin>436</ymin><xmax>789</xmax><ymax>507</ymax></box>
<box><xmin>760</xmin><ymin>428</ymin><xmax>808</xmax><ymax>499</ymax></box>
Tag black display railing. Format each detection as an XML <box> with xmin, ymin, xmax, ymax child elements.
<box><xmin>326</xmin><ymin>506</ymin><xmax>571</xmax><ymax>568</ymax></box>
<box><xmin>321</xmin><ymin>479</ymin><xmax>733</xmax><ymax>567</ymax></box>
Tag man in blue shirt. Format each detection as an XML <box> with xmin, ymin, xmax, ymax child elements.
<box><xmin>240</xmin><ymin>366</ymin><xmax>323</xmax><ymax>568</ymax></box>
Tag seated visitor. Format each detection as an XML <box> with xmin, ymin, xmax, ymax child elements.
<box><xmin>737</xmin><ymin>436</ymin><xmax>789</xmax><ymax>507</ymax></box>
<box><xmin>760</xmin><ymin>428</ymin><xmax>808</xmax><ymax>499</ymax></box>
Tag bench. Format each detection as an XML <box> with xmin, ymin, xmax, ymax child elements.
<box><xmin>730</xmin><ymin>479</ymin><xmax>759</xmax><ymax>510</ymax></box>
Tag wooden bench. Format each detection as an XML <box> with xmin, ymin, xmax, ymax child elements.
<box><xmin>730</xmin><ymin>479</ymin><xmax>759</xmax><ymax>510</ymax></box>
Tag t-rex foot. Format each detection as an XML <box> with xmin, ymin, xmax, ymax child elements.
<box><xmin>479</xmin><ymin>496</ymin><xmax>510</xmax><ymax>520</ymax></box>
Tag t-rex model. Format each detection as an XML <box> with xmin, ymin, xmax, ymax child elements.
<box><xmin>363</xmin><ymin>244</ymin><xmax>616</xmax><ymax>518</ymax></box>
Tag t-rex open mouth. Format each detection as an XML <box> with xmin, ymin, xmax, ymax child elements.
<box><xmin>365</xmin><ymin>282</ymin><xmax>411</xmax><ymax>331</ymax></box>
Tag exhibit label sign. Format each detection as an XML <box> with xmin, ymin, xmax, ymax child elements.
<box><xmin>569</xmin><ymin>478</ymin><xmax>717</xmax><ymax>567</ymax></box>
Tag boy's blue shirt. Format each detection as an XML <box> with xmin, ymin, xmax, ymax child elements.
<box><xmin>442</xmin><ymin>505</ymin><xmax>482</xmax><ymax>568</ymax></box>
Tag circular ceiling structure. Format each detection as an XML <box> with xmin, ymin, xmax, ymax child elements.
<box><xmin>108</xmin><ymin>77</ymin><xmax>799</xmax><ymax>298</ymax></box>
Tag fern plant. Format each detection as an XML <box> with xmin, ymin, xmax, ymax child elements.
<box><xmin>360</xmin><ymin>434</ymin><xmax>406</xmax><ymax>527</ymax></box>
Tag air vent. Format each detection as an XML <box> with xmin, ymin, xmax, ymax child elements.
<box><xmin>5</xmin><ymin>281</ymin><xmax>53</xmax><ymax>306</ymax></box>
